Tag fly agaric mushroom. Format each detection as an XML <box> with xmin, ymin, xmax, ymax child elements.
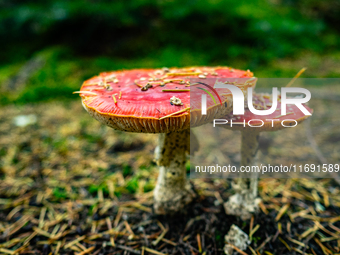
<box><xmin>75</xmin><ymin>67</ymin><xmax>255</xmax><ymax>214</ymax></box>
<box><xmin>221</xmin><ymin>92</ymin><xmax>313</xmax><ymax>220</ymax></box>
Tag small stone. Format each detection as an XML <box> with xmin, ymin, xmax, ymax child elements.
<box><xmin>224</xmin><ymin>224</ymin><xmax>251</xmax><ymax>255</ymax></box>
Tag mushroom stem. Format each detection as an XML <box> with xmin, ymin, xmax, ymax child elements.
<box><xmin>153</xmin><ymin>128</ymin><xmax>195</xmax><ymax>214</ymax></box>
<box><xmin>224</xmin><ymin>130</ymin><xmax>261</xmax><ymax>220</ymax></box>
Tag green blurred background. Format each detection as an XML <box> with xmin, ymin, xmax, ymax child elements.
<box><xmin>1</xmin><ymin>0</ymin><xmax>339</xmax><ymax>105</ymax></box>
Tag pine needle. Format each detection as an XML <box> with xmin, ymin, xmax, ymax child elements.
<box><xmin>286</xmin><ymin>67</ymin><xmax>307</xmax><ymax>87</ymax></box>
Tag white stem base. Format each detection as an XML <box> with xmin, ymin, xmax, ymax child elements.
<box><xmin>224</xmin><ymin>179</ymin><xmax>261</xmax><ymax>220</ymax></box>
<box><xmin>224</xmin><ymin>131</ymin><xmax>261</xmax><ymax>220</ymax></box>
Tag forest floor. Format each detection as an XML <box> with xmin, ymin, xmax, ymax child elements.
<box><xmin>0</xmin><ymin>92</ymin><xmax>340</xmax><ymax>254</ymax></box>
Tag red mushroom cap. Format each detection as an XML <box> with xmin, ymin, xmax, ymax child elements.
<box><xmin>224</xmin><ymin>93</ymin><xmax>313</xmax><ymax>131</ymax></box>
<box><xmin>78</xmin><ymin>67</ymin><xmax>255</xmax><ymax>133</ymax></box>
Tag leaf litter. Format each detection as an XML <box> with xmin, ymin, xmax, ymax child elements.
<box><xmin>0</xmin><ymin>99</ymin><xmax>339</xmax><ymax>254</ymax></box>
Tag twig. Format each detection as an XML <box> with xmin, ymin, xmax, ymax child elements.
<box><xmin>75</xmin><ymin>246</ymin><xmax>95</xmax><ymax>255</ymax></box>
<box><xmin>286</xmin><ymin>67</ymin><xmax>307</xmax><ymax>87</ymax></box>
<box><xmin>256</xmin><ymin>236</ymin><xmax>272</xmax><ymax>252</ymax></box>
<box><xmin>115</xmin><ymin>245</ymin><xmax>141</xmax><ymax>254</ymax></box>
<box><xmin>143</xmin><ymin>247</ymin><xmax>165</xmax><ymax>255</ymax></box>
